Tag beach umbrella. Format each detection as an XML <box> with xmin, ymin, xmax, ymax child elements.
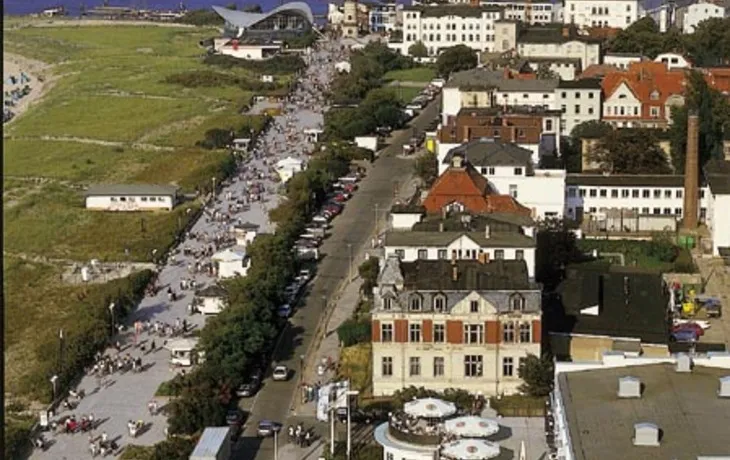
<box><xmin>440</xmin><ymin>439</ymin><xmax>501</xmax><ymax>460</ymax></box>
<box><xmin>443</xmin><ymin>415</ymin><xmax>500</xmax><ymax>438</ymax></box>
<box><xmin>403</xmin><ymin>397</ymin><xmax>457</xmax><ymax>419</ymax></box>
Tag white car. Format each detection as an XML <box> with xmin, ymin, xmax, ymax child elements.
<box><xmin>277</xmin><ymin>304</ymin><xmax>293</xmax><ymax>318</ymax></box>
<box><xmin>272</xmin><ymin>365</ymin><xmax>289</xmax><ymax>381</ymax></box>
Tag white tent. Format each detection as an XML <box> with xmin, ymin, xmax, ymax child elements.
<box><xmin>211</xmin><ymin>247</ymin><xmax>250</xmax><ymax>279</ymax></box>
<box><xmin>403</xmin><ymin>397</ymin><xmax>457</xmax><ymax>419</ymax></box>
<box><xmin>166</xmin><ymin>338</ymin><xmax>200</xmax><ymax>367</ymax></box>
<box><xmin>276</xmin><ymin>156</ymin><xmax>304</xmax><ymax>183</ymax></box>
<box><xmin>443</xmin><ymin>416</ymin><xmax>500</xmax><ymax>438</ymax></box>
<box><xmin>440</xmin><ymin>439</ymin><xmax>501</xmax><ymax>460</ymax></box>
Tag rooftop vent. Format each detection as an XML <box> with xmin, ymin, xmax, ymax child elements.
<box><xmin>633</xmin><ymin>423</ymin><xmax>660</xmax><ymax>447</ymax></box>
<box><xmin>719</xmin><ymin>376</ymin><xmax>730</xmax><ymax>398</ymax></box>
<box><xmin>676</xmin><ymin>353</ymin><xmax>692</xmax><ymax>373</ymax></box>
<box><xmin>618</xmin><ymin>376</ymin><xmax>641</xmax><ymax>398</ymax></box>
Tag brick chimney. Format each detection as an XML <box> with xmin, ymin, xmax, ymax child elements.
<box><xmin>682</xmin><ymin>112</ymin><xmax>700</xmax><ymax>230</ymax></box>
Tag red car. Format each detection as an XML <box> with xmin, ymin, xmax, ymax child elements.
<box><xmin>344</xmin><ymin>183</ymin><xmax>357</xmax><ymax>193</ymax></box>
<box><xmin>673</xmin><ymin>322</ymin><xmax>704</xmax><ymax>337</ymax></box>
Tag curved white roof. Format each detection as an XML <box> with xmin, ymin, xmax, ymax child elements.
<box><xmin>212</xmin><ymin>3</ymin><xmax>314</xmax><ymax>29</ymax></box>
<box><xmin>403</xmin><ymin>397</ymin><xmax>457</xmax><ymax>418</ymax></box>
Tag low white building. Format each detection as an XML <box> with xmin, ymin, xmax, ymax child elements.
<box><xmin>84</xmin><ymin>184</ymin><xmax>179</xmax><ymax>211</ymax></box>
<box><xmin>704</xmin><ymin>157</ymin><xmax>730</xmax><ymax>257</ymax></box>
<box><xmin>232</xmin><ymin>221</ymin><xmax>260</xmax><ymax>247</ymax></box>
<box><xmin>481</xmin><ymin>0</ymin><xmax>557</xmax><ymax>23</ymax></box>
<box><xmin>276</xmin><ymin>156</ymin><xmax>304</xmax><ymax>183</ymax></box>
<box><xmin>604</xmin><ymin>52</ymin><xmax>644</xmax><ymax>69</ymax></box>
<box><xmin>678</xmin><ymin>1</ymin><xmax>725</xmax><ymax>33</ymax></box>
<box><xmin>439</xmin><ymin>139</ymin><xmax>567</xmax><ymax>220</ymax></box>
<box><xmin>654</xmin><ymin>52</ymin><xmax>692</xmax><ymax>70</ymax></box>
<box><xmin>564</xmin><ymin>174</ymin><xmax>711</xmax><ymax>224</ymax></box>
<box><xmin>563</xmin><ymin>0</ymin><xmax>641</xmax><ymax>29</ymax></box>
<box><xmin>195</xmin><ymin>284</ymin><xmax>228</xmax><ymax>315</ymax></box>
<box><xmin>400</xmin><ymin>4</ymin><xmax>504</xmax><ymax>57</ymax></box>
<box><xmin>213</xmin><ymin>38</ymin><xmax>281</xmax><ymax>60</ymax></box>
<box><xmin>212</xmin><ymin>247</ymin><xmax>251</xmax><ymax>279</ymax></box>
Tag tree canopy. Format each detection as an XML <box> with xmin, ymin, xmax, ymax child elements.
<box><xmin>414</xmin><ymin>150</ymin><xmax>438</xmax><ymax>186</ymax></box>
<box><xmin>408</xmin><ymin>41</ymin><xmax>428</xmax><ymax>59</ymax></box>
<box><xmin>436</xmin><ymin>45</ymin><xmax>478</xmax><ymax>77</ymax></box>
<box><xmin>587</xmin><ymin>128</ymin><xmax>672</xmax><ymax>174</ymax></box>
<box><xmin>517</xmin><ymin>353</ymin><xmax>554</xmax><ymax>397</ymax></box>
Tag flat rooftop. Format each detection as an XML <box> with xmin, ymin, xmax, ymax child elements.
<box><xmin>559</xmin><ymin>363</ymin><xmax>730</xmax><ymax>460</ymax></box>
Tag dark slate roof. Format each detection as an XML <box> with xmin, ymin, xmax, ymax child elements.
<box><xmin>565</xmin><ymin>174</ymin><xmax>685</xmax><ymax>187</ymax></box>
<box><xmin>517</xmin><ymin>24</ymin><xmax>602</xmax><ymax>44</ymax></box>
<box><xmin>401</xmin><ymin>259</ymin><xmax>534</xmax><ymax>291</ymax></box>
<box><xmin>554</xmin><ymin>265</ymin><xmax>670</xmax><ymax>344</ymax></box>
<box><xmin>391</xmin><ymin>203</ymin><xmax>426</xmax><ymax>214</ymax></box>
<box><xmin>402</xmin><ymin>5</ymin><xmax>503</xmax><ymax>17</ymax></box>
<box><xmin>384</xmin><ymin>230</ymin><xmax>535</xmax><ymax>248</ymax></box>
<box><xmin>412</xmin><ymin>213</ymin><xmax>528</xmax><ymax>233</ymax></box>
<box><xmin>443</xmin><ymin>138</ymin><xmax>534</xmax><ymax>171</ymax></box>
<box><xmin>196</xmin><ymin>284</ymin><xmax>228</xmax><ymax>298</ymax></box>
<box><xmin>704</xmin><ymin>159</ymin><xmax>730</xmax><ymax>195</ymax></box>
<box><xmin>85</xmin><ymin>184</ymin><xmax>179</xmax><ymax>197</ymax></box>
<box><xmin>558</xmin><ymin>78</ymin><xmax>602</xmax><ymax>89</ymax></box>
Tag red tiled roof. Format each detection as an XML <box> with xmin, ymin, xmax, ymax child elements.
<box><xmin>422</xmin><ymin>161</ymin><xmax>531</xmax><ymax>216</ymax></box>
<box><xmin>602</xmin><ymin>62</ymin><xmax>686</xmax><ymax>120</ymax></box>
<box><xmin>704</xmin><ymin>68</ymin><xmax>730</xmax><ymax>96</ymax></box>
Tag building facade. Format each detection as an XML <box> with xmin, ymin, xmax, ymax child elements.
<box><xmin>84</xmin><ymin>184</ymin><xmax>179</xmax><ymax>211</ymax></box>
<box><xmin>677</xmin><ymin>1</ymin><xmax>725</xmax><ymax>33</ymax></box>
<box><xmin>371</xmin><ymin>257</ymin><xmax>542</xmax><ymax>396</ymax></box>
<box><xmin>704</xmin><ymin>157</ymin><xmax>730</xmax><ymax>257</ymax></box>
<box><xmin>368</xmin><ymin>1</ymin><xmax>400</xmax><ymax>33</ymax></box>
<box><xmin>401</xmin><ymin>5</ymin><xmax>504</xmax><ymax>57</ymax></box>
<box><xmin>563</xmin><ymin>0</ymin><xmax>641</xmax><ymax>29</ymax></box>
<box><xmin>556</xmin><ymin>79</ymin><xmax>602</xmax><ymax>136</ymax></box>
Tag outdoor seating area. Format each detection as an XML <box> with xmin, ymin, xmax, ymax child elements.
<box><xmin>386</xmin><ymin>397</ymin><xmax>503</xmax><ymax>457</ymax></box>
<box><xmin>3</xmin><ymin>70</ymin><xmax>32</xmax><ymax>124</ymax></box>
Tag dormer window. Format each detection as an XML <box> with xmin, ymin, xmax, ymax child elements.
<box><xmin>383</xmin><ymin>296</ymin><xmax>393</xmax><ymax>310</ymax></box>
<box><xmin>433</xmin><ymin>294</ymin><xmax>446</xmax><ymax>312</ymax></box>
<box><xmin>650</xmin><ymin>90</ymin><xmax>659</xmax><ymax>100</ymax></box>
<box><xmin>409</xmin><ymin>294</ymin><xmax>423</xmax><ymax>311</ymax></box>
<box><xmin>510</xmin><ymin>293</ymin><xmax>525</xmax><ymax>311</ymax></box>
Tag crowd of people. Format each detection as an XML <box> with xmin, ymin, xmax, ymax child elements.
<box><xmin>36</xmin><ymin>34</ymin><xmax>347</xmax><ymax>458</ymax></box>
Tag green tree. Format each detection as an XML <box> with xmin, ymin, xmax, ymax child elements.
<box><xmin>535</xmin><ymin>63</ymin><xmax>559</xmax><ymax>80</ymax></box>
<box><xmin>535</xmin><ymin>219</ymin><xmax>583</xmax><ymax>291</ymax></box>
<box><xmin>436</xmin><ymin>45</ymin><xmax>478</xmax><ymax>77</ymax></box>
<box><xmin>587</xmin><ymin>129</ymin><xmax>672</xmax><ymax>174</ymax></box>
<box><xmin>358</xmin><ymin>257</ymin><xmax>380</xmax><ymax>298</ymax></box>
<box><xmin>408</xmin><ymin>41</ymin><xmax>429</xmax><ymax>59</ymax></box>
<box><xmin>518</xmin><ymin>353</ymin><xmax>554</xmax><ymax>397</ymax></box>
<box><xmin>176</xmin><ymin>9</ymin><xmax>223</xmax><ymax>25</ymax></box>
<box><xmin>414</xmin><ymin>150</ymin><xmax>438</xmax><ymax>186</ymax></box>
<box><xmin>669</xmin><ymin>70</ymin><xmax>730</xmax><ymax>173</ymax></box>
<box><xmin>608</xmin><ymin>17</ymin><xmax>667</xmax><ymax>58</ymax></box>
<box><xmin>683</xmin><ymin>17</ymin><xmax>730</xmax><ymax>66</ymax></box>
<box><xmin>242</xmin><ymin>3</ymin><xmax>261</xmax><ymax>12</ymax></box>
<box><xmin>152</xmin><ymin>437</ymin><xmax>198</xmax><ymax>460</ymax></box>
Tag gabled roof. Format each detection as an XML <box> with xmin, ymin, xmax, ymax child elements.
<box><xmin>400</xmin><ymin>259</ymin><xmax>534</xmax><ymax>291</ymax></box>
<box><xmin>601</xmin><ymin>62</ymin><xmax>686</xmax><ymax>108</ymax></box>
<box><xmin>443</xmin><ymin>138</ymin><xmax>534</xmax><ymax>171</ymax></box>
<box><xmin>422</xmin><ymin>158</ymin><xmax>531</xmax><ymax>216</ymax></box>
<box><xmin>212</xmin><ymin>3</ymin><xmax>314</xmax><ymax>29</ymax></box>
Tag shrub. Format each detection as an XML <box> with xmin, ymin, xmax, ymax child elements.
<box><xmin>204</xmin><ymin>54</ymin><xmax>305</xmax><ymax>74</ymax></box>
<box><xmin>337</xmin><ymin>318</ymin><xmax>371</xmax><ymax>347</ymax></box>
<box><xmin>673</xmin><ymin>248</ymin><xmax>696</xmax><ymax>273</ymax></box>
<box><xmin>392</xmin><ymin>386</ymin><xmax>475</xmax><ymax>411</ymax></box>
<box><xmin>4</xmin><ymin>416</ymin><xmax>34</xmax><ymax>460</ymax></box>
<box><xmin>176</xmin><ymin>9</ymin><xmax>223</xmax><ymax>26</ymax></box>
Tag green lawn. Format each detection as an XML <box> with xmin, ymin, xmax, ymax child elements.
<box><xmin>384</xmin><ymin>66</ymin><xmax>437</xmax><ymax>82</ymax></box>
<box><xmin>394</xmin><ymin>86</ymin><xmax>426</xmax><ymax>103</ymax></box>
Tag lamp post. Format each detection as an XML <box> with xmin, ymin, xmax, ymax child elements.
<box><xmin>58</xmin><ymin>329</ymin><xmax>64</xmax><ymax>375</ymax></box>
<box><xmin>347</xmin><ymin>243</ymin><xmax>353</xmax><ymax>282</ymax></box>
<box><xmin>108</xmin><ymin>302</ymin><xmax>116</xmax><ymax>336</ymax></box>
<box><xmin>346</xmin><ymin>389</ymin><xmax>360</xmax><ymax>460</ymax></box>
<box><xmin>50</xmin><ymin>375</ymin><xmax>58</xmax><ymax>402</ymax></box>
<box><xmin>273</xmin><ymin>427</ymin><xmax>279</xmax><ymax>460</ymax></box>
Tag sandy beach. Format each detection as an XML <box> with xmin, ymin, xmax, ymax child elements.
<box><xmin>3</xmin><ymin>52</ymin><xmax>53</xmax><ymax>123</ymax></box>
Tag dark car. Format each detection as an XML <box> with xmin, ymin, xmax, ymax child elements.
<box><xmin>672</xmin><ymin>322</ymin><xmax>705</xmax><ymax>337</ymax></box>
<box><xmin>257</xmin><ymin>420</ymin><xmax>283</xmax><ymax>437</ymax></box>
<box><xmin>671</xmin><ymin>328</ymin><xmax>698</xmax><ymax>343</ymax></box>
<box><xmin>236</xmin><ymin>374</ymin><xmax>262</xmax><ymax>397</ymax></box>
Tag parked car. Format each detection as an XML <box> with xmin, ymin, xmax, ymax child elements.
<box><xmin>673</xmin><ymin>322</ymin><xmax>704</xmax><ymax>337</ymax></box>
<box><xmin>277</xmin><ymin>304</ymin><xmax>293</xmax><ymax>318</ymax></box>
<box><xmin>671</xmin><ymin>329</ymin><xmax>698</xmax><ymax>343</ymax></box>
<box><xmin>343</xmin><ymin>183</ymin><xmax>357</xmax><ymax>193</ymax></box>
<box><xmin>272</xmin><ymin>365</ymin><xmax>290</xmax><ymax>381</ymax></box>
<box><xmin>257</xmin><ymin>420</ymin><xmax>283</xmax><ymax>437</ymax></box>
<box><xmin>333</xmin><ymin>193</ymin><xmax>348</xmax><ymax>203</ymax></box>
<box><xmin>312</xmin><ymin>214</ymin><xmax>330</xmax><ymax>224</ymax></box>
<box><xmin>236</xmin><ymin>374</ymin><xmax>262</xmax><ymax>397</ymax></box>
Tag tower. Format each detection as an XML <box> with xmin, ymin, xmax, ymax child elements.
<box><xmin>341</xmin><ymin>0</ymin><xmax>358</xmax><ymax>37</ymax></box>
<box><xmin>682</xmin><ymin>112</ymin><xmax>699</xmax><ymax>230</ymax></box>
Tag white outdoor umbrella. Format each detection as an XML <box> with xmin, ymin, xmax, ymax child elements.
<box><xmin>443</xmin><ymin>415</ymin><xmax>500</xmax><ymax>438</ymax></box>
<box><xmin>440</xmin><ymin>439</ymin><xmax>501</xmax><ymax>460</ymax></box>
<box><xmin>403</xmin><ymin>397</ymin><xmax>457</xmax><ymax>419</ymax></box>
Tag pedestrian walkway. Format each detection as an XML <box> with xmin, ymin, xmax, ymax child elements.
<box><xmin>31</xmin><ymin>38</ymin><xmax>348</xmax><ymax>460</ymax></box>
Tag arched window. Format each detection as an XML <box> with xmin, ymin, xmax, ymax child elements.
<box><xmin>510</xmin><ymin>293</ymin><xmax>525</xmax><ymax>311</ymax></box>
<box><xmin>433</xmin><ymin>294</ymin><xmax>446</xmax><ymax>312</ymax></box>
<box><xmin>409</xmin><ymin>294</ymin><xmax>423</xmax><ymax>311</ymax></box>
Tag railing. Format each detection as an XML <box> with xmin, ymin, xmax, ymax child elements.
<box><xmin>388</xmin><ymin>424</ymin><xmax>441</xmax><ymax>446</ymax></box>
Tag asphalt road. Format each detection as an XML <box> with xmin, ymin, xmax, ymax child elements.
<box><xmin>235</xmin><ymin>99</ymin><xmax>440</xmax><ymax>460</ymax></box>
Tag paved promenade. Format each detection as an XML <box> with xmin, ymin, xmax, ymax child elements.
<box><xmin>32</xmin><ymin>38</ymin><xmax>345</xmax><ymax>460</ymax></box>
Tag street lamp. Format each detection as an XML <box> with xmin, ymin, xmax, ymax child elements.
<box><xmin>273</xmin><ymin>427</ymin><xmax>279</xmax><ymax>460</ymax></box>
<box><xmin>347</xmin><ymin>243</ymin><xmax>353</xmax><ymax>282</ymax></box>
<box><xmin>50</xmin><ymin>375</ymin><xmax>58</xmax><ymax>402</ymax></box>
<box><xmin>346</xmin><ymin>390</ymin><xmax>360</xmax><ymax>460</ymax></box>
<box><xmin>58</xmin><ymin>329</ymin><xmax>64</xmax><ymax>375</ymax></box>
<box><xmin>108</xmin><ymin>302</ymin><xmax>116</xmax><ymax>336</ymax></box>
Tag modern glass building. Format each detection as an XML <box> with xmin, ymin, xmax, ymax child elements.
<box><xmin>212</xmin><ymin>3</ymin><xmax>314</xmax><ymax>39</ymax></box>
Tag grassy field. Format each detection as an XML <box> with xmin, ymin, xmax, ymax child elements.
<box><xmin>384</xmin><ymin>66</ymin><xmax>437</xmax><ymax>82</ymax></box>
<box><xmin>2</xmin><ymin>24</ymin><xmax>285</xmax><ymax>403</ymax></box>
<box><xmin>394</xmin><ymin>86</ymin><xmax>426</xmax><ymax>104</ymax></box>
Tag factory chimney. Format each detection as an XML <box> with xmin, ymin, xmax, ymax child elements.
<box><xmin>682</xmin><ymin>112</ymin><xmax>699</xmax><ymax>230</ymax></box>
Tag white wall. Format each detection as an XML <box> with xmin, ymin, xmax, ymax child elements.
<box><xmin>682</xmin><ymin>3</ymin><xmax>725</xmax><ymax>33</ymax></box>
<box><xmin>557</xmin><ymin>87</ymin><xmax>602</xmax><ymax>136</ymax></box>
<box><xmin>518</xmin><ymin>40</ymin><xmax>601</xmax><ymax>69</ymax></box>
<box><xmin>604</xmin><ymin>54</ymin><xmax>642</xmax><ymax>70</ymax></box>
<box><xmin>384</xmin><ymin>241</ymin><xmax>537</xmax><ymax>278</ymax></box>
<box><xmin>401</xmin><ymin>9</ymin><xmax>503</xmax><ymax>57</ymax></box>
<box><xmin>603</xmin><ymin>81</ymin><xmax>642</xmax><ymax>123</ymax></box>
<box><xmin>480</xmin><ymin>0</ymin><xmax>556</xmax><ymax>23</ymax></box>
<box><xmin>494</xmin><ymin>89</ymin><xmax>557</xmax><ymax>111</ymax></box>
<box><xmin>199</xmin><ymin>297</ymin><xmax>226</xmax><ymax>315</ymax></box>
<box><xmin>710</xmin><ymin>194</ymin><xmax>730</xmax><ymax>256</ymax></box>
<box><xmin>564</xmin><ymin>0</ymin><xmax>640</xmax><ymax>29</ymax></box>
<box><xmin>217</xmin><ymin>259</ymin><xmax>250</xmax><ymax>279</ymax></box>
<box><xmin>565</xmin><ymin>184</ymin><xmax>711</xmax><ymax>222</ymax></box>
<box><xmin>489</xmin><ymin>170</ymin><xmax>567</xmax><ymax>220</ymax></box>
<box><xmin>391</xmin><ymin>213</ymin><xmax>423</xmax><ymax>230</ymax></box>
<box><xmin>85</xmin><ymin>195</ymin><xmax>175</xmax><ymax>211</ymax></box>
<box><xmin>217</xmin><ymin>45</ymin><xmax>278</xmax><ymax>60</ymax></box>
<box><xmin>654</xmin><ymin>52</ymin><xmax>692</xmax><ymax>70</ymax></box>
